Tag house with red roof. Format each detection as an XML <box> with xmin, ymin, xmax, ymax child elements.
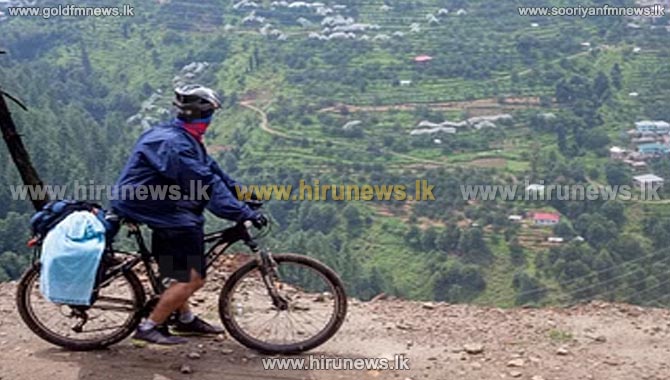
<box><xmin>531</xmin><ymin>211</ymin><xmax>560</xmax><ymax>226</ymax></box>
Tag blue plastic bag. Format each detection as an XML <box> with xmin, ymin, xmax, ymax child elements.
<box><xmin>39</xmin><ymin>211</ymin><xmax>106</xmax><ymax>305</ymax></box>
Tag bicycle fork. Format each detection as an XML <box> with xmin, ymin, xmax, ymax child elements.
<box><xmin>246</xmin><ymin>241</ymin><xmax>289</xmax><ymax>311</ymax></box>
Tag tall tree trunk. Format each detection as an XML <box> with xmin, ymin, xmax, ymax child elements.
<box><xmin>0</xmin><ymin>91</ymin><xmax>48</xmax><ymax>211</ymax></box>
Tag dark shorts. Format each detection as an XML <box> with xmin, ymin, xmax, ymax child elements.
<box><xmin>151</xmin><ymin>226</ymin><xmax>205</xmax><ymax>283</ymax></box>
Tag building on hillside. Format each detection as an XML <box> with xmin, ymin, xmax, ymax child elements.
<box><xmin>531</xmin><ymin>212</ymin><xmax>560</xmax><ymax>226</ymax></box>
<box><xmin>526</xmin><ymin>184</ymin><xmax>545</xmax><ymax>193</ymax></box>
<box><xmin>508</xmin><ymin>215</ymin><xmax>523</xmax><ymax>223</ymax></box>
<box><xmin>635</xmin><ymin>120</ymin><xmax>670</xmax><ymax>133</ymax></box>
<box><xmin>399</xmin><ymin>80</ymin><xmax>412</xmax><ymax>86</ymax></box>
<box><xmin>426</xmin><ymin>14</ymin><xmax>439</xmax><ymax>24</ymax></box>
<box><xmin>632</xmin><ymin>136</ymin><xmax>659</xmax><ymax>144</ymax></box>
<box><xmin>409</xmin><ymin>126</ymin><xmax>456</xmax><ymax>136</ymax></box>
<box><xmin>637</xmin><ymin>142</ymin><xmax>670</xmax><ymax>155</ymax></box>
<box><xmin>609</xmin><ymin>146</ymin><xmax>627</xmax><ymax>159</ymax></box>
<box><xmin>627</xmin><ymin>128</ymin><xmax>639</xmax><ymax>137</ymax></box>
<box><xmin>624</xmin><ymin>160</ymin><xmax>648</xmax><ymax>171</ymax></box>
<box><xmin>633</xmin><ymin>174</ymin><xmax>664</xmax><ymax>188</ymax></box>
<box><xmin>414</xmin><ymin>55</ymin><xmax>433</xmax><ymax>63</ymax></box>
<box><xmin>627</xmin><ymin>152</ymin><xmax>646</xmax><ymax>160</ymax></box>
<box><xmin>547</xmin><ymin>237</ymin><xmax>564</xmax><ymax>244</ymax></box>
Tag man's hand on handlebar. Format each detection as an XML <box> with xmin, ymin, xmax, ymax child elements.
<box><xmin>242</xmin><ymin>199</ymin><xmax>267</xmax><ymax>229</ymax></box>
<box><xmin>250</xmin><ymin>213</ymin><xmax>268</xmax><ymax>229</ymax></box>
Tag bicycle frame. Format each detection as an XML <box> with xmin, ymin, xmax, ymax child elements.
<box><xmin>102</xmin><ymin>221</ymin><xmax>263</xmax><ymax>297</ymax></box>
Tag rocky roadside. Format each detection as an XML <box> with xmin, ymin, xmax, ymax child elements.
<box><xmin>1</xmin><ymin>281</ymin><xmax>670</xmax><ymax>380</ymax></box>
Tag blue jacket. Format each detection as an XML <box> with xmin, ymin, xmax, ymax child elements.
<box><xmin>111</xmin><ymin>119</ymin><xmax>256</xmax><ymax>228</ymax></box>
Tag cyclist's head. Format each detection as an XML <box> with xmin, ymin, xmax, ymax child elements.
<box><xmin>173</xmin><ymin>84</ymin><xmax>222</xmax><ymax>122</ymax></box>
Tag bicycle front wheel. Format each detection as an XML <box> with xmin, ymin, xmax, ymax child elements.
<box><xmin>219</xmin><ymin>253</ymin><xmax>347</xmax><ymax>354</ymax></box>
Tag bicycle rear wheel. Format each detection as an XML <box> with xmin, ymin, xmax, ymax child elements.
<box><xmin>16</xmin><ymin>262</ymin><xmax>145</xmax><ymax>351</ymax></box>
<box><xmin>219</xmin><ymin>253</ymin><xmax>347</xmax><ymax>354</ymax></box>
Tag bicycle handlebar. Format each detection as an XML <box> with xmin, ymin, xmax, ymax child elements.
<box><xmin>245</xmin><ymin>200</ymin><xmax>263</xmax><ymax>210</ymax></box>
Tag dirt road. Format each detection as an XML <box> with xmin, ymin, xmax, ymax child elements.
<box><xmin>2</xmin><ymin>281</ymin><xmax>670</xmax><ymax>380</ymax></box>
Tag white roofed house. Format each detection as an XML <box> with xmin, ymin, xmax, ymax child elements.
<box><xmin>635</xmin><ymin>120</ymin><xmax>670</xmax><ymax>134</ymax></box>
<box><xmin>633</xmin><ymin>173</ymin><xmax>664</xmax><ymax>188</ymax></box>
<box><xmin>526</xmin><ymin>184</ymin><xmax>545</xmax><ymax>193</ymax></box>
<box><xmin>473</xmin><ymin>120</ymin><xmax>497</xmax><ymax>130</ymax></box>
<box><xmin>624</xmin><ymin>160</ymin><xmax>648</xmax><ymax>171</ymax></box>
<box><xmin>409</xmin><ymin>126</ymin><xmax>456</xmax><ymax>136</ymax></box>
<box><xmin>426</xmin><ymin>14</ymin><xmax>439</xmax><ymax>25</ymax></box>
<box><xmin>609</xmin><ymin>146</ymin><xmax>627</xmax><ymax>160</ymax></box>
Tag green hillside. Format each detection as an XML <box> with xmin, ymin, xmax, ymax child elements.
<box><xmin>1</xmin><ymin>0</ymin><xmax>670</xmax><ymax>307</ymax></box>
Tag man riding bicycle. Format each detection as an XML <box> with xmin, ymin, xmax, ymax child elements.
<box><xmin>112</xmin><ymin>85</ymin><xmax>267</xmax><ymax>345</ymax></box>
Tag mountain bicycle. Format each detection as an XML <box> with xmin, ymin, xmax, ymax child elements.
<box><xmin>15</xmin><ymin>202</ymin><xmax>347</xmax><ymax>353</ymax></box>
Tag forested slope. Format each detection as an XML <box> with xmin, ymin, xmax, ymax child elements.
<box><xmin>1</xmin><ymin>0</ymin><xmax>670</xmax><ymax>307</ymax></box>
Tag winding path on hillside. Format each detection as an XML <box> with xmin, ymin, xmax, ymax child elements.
<box><xmin>240</xmin><ymin>100</ymin><xmax>447</xmax><ymax>167</ymax></box>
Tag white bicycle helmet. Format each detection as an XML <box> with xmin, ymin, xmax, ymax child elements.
<box><xmin>173</xmin><ymin>84</ymin><xmax>222</xmax><ymax>119</ymax></box>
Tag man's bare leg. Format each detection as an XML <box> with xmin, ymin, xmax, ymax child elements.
<box><xmin>148</xmin><ymin>269</ymin><xmax>204</xmax><ymax>325</ymax></box>
<box><xmin>178</xmin><ymin>303</ymin><xmax>192</xmax><ymax>314</ymax></box>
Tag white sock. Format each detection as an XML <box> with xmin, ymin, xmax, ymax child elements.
<box><xmin>138</xmin><ymin>319</ymin><xmax>157</xmax><ymax>332</ymax></box>
<box><xmin>179</xmin><ymin>310</ymin><xmax>195</xmax><ymax>323</ymax></box>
